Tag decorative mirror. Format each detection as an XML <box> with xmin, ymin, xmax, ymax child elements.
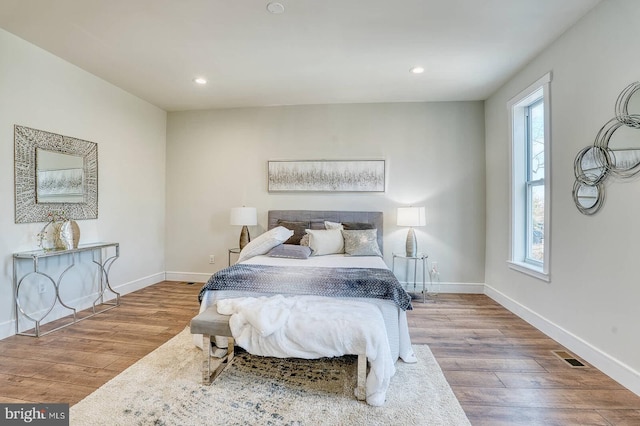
<box><xmin>573</xmin><ymin>82</ymin><xmax>640</xmax><ymax>215</ymax></box>
<box><xmin>574</xmin><ymin>145</ymin><xmax>609</xmax><ymax>185</ymax></box>
<box><xmin>572</xmin><ymin>181</ymin><xmax>604</xmax><ymax>215</ymax></box>
<box><xmin>14</xmin><ymin>125</ymin><xmax>98</xmax><ymax>223</ymax></box>
<box><xmin>36</xmin><ymin>148</ymin><xmax>85</xmax><ymax>204</ymax></box>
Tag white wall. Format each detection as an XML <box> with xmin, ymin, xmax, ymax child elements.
<box><xmin>165</xmin><ymin>102</ymin><xmax>486</xmax><ymax>292</ymax></box>
<box><xmin>484</xmin><ymin>0</ymin><xmax>640</xmax><ymax>394</ymax></box>
<box><xmin>0</xmin><ymin>28</ymin><xmax>167</xmax><ymax>338</ymax></box>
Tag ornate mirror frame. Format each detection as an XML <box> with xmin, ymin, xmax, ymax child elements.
<box><xmin>14</xmin><ymin>125</ymin><xmax>98</xmax><ymax>223</ymax></box>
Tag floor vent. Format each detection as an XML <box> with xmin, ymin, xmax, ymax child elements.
<box><xmin>551</xmin><ymin>350</ymin><xmax>588</xmax><ymax>368</ymax></box>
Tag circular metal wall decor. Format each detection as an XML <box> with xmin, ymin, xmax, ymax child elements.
<box><xmin>615</xmin><ymin>81</ymin><xmax>640</xmax><ymax>129</ymax></box>
<box><xmin>573</xmin><ymin>81</ymin><xmax>640</xmax><ymax>215</ymax></box>
<box><xmin>573</xmin><ymin>145</ymin><xmax>610</xmax><ymax>185</ymax></box>
<box><xmin>572</xmin><ymin>180</ymin><xmax>605</xmax><ymax>215</ymax></box>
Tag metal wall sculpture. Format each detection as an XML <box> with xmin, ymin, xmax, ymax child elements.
<box><xmin>573</xmin><ymin>82</ymin><xmax>640</xmax><ymax>214</ymax></box>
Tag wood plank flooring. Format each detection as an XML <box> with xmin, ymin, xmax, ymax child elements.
<box><xmin>0</xmin><ymin>281</ymin><xmax>201</xmax><ymax>405</ymax></box>
<box><xmin>1</xmin><ymin>282</ymin><xmax>639</xmax><ymax>425</ymax></box>
<box><xmin>412</xmin><ymin>294</ymin><xmax>640</xmax><ymax>425</ymax></box>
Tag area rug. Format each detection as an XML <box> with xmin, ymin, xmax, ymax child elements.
<box><xmin>71</xmin><ymin>329</ymin><xmax>470</xmax><ymax>425</ymax></box>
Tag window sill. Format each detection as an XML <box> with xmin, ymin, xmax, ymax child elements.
<box><xmin>507</xmin><ymin>261</ymin><xmax>550</xmax><ymax>282</ymax></box>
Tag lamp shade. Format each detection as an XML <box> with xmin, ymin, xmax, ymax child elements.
<box><xmin>397</xmin><ymin>207</ymin><xmax>426</xmax><ymax>227</ymax></box>
<box><xmin>230</xmin><ymin>207</ymin><xmax>257</xmax><ymax>226</ymax></box>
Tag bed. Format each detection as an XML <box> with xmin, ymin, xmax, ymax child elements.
<box><xmin>195</xmin><ymin>210</ymin><xmax>416</xmax><ymax>405</ymax></box>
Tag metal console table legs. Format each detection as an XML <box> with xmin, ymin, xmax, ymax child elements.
<box><xmin>13</xmin><ymin>242</ymin><xmax>120</xmax><ymax>337</ymax></box>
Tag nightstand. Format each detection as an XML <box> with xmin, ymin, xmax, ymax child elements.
<box><xmin>228</xmin><ymin>248</ymin><xmax>241</xmax><ymax>266</ymax></box>
<box><xmin>392</xmin><ymin>252</ymin><xmax>429</xmax><ymax>303</ymax></box>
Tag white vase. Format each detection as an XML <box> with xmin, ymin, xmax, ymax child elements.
<box><xmin>38</xmin><ymin>221</ymin><xmax>65</xmax><ymax>250</ymax></box>
<box><xmin>59</xmin><ymin>220</ymin><xmax>80</xmax><ymax>249</ymax></box>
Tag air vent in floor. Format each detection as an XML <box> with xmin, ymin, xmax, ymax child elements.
<box><xmin>551</xmin><ymin>350</ymin><xmax>588</xmax><ymax>368</ymax></box>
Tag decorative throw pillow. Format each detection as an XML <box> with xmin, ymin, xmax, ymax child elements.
<box><xmin>341</xmin><ymin>229</ymin><xmax>382</xmax><ymax>256</ymax></box>
<box><xmin>342</xmin><ymin>222</ymin><xmax>375</xmax><ymax>230</ymax></box>
<box><xmin>267</xmin><ymin>244</ymin><xmax>312</xmax><ymax>259</ymax></box>
<box><xmin>299</xmin><ymin>234</ymin><xmax>310</xmax><ymax>246</ymax></box>
<box><xmin>305</xmin><ymin>229</ymin><xmax>344</xmax><ymax>256</ymax></box>
<box><xmin>323</xmin><ymin>220</ymin><xmax>344</xmax><ymax>230</ymax></box>
<box><xmin>237</xmin><ymin>226</ymin><xmax>294</xmax><ymax>263</ymax></box>
<box><xmin>277</xmin><ymin>220</ymin><xmax>310</xmax><ymax>245</ymax></box>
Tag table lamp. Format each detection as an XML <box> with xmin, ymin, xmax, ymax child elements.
<box><xmin>397</xmin><ymin>206</ymin><xmax>426</xmax><ymax>257</ymax></box>
<box><xmin>230</xmin><ymin>207</ymin><xmax>257</xmax><ymax>250</ymax></box>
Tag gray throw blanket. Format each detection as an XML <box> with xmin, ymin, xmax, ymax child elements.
<box><xmin>199</xmin><ymin>264</ymin><xmax>412</xmax><ymax>311</ymax></box>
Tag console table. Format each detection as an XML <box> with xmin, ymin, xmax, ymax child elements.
<box><xmin>13</xmin><ymin>242</ymin><xmax>120</xmax><ymax>337</ymax></box>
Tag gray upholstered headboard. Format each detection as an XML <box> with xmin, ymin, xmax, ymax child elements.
<box><xmin>267</xmin><ymin>210</ymin><xmax>384</xmax><ymax>254</ymax></box>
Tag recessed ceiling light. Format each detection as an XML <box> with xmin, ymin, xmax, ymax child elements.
<box><xmin>193</xmin><ymin>77</ymin><xmax>207</xmax><ymax>85</ymax></box>
<box><xmin>266</xmin><ymin>2</ymin><xmax>285</xmax><ymax>14</ymax></box>
<box><xmin>410</xmin><ymin>66</ymin><xmax>425</xmax><ymax>74</ymax></box>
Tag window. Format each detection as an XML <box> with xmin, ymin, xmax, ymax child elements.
<box><xmin>508</xmin><ymin>72</ymin><xmax>551</xmax><ymax>281</ymax></box>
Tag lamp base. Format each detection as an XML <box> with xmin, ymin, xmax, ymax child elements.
<box><xmin>405</xmin><ymin>228</ymin><xmax>417</xmax><ymax>257</ymax></box>
<box><xmin>239</xmin><ymin>226</ymin><xmax>251</xmax><ymax>250</ymax></box>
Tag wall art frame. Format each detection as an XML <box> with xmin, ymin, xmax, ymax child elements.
<box><xmin>14</xmin><ymin>125</ymin><xmax>98</xmax><ymax>223</ymax></box>
<box><xmin>268</xmin><ymin>160</ymin><xmax>386</xmax><ymax>192</ymax></box>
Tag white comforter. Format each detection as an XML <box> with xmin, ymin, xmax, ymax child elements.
<box><xmin>197</xmin><ymin>254</ymin><xmax>416</xmax><ymax>363</ymax></box>
<box><xmin>216</xmin><ymin>294</ymin><xmax>395</xmax><ymax>406</ymax></box>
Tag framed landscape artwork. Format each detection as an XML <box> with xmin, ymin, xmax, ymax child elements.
<box><xmin>268</xmin><ymin>160</ymin><xmax>385</xmax><ymax>192</ymax></box>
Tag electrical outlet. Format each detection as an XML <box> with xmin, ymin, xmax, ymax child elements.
<box><xmin>209</xmin><ymin>255</ymin><xmax>215</xmax><ymax>264</ymax></box>
<box><xmin>38</xmin><ymin>282</ymin><xmax>46</xmax><ymax>293</ymax></box>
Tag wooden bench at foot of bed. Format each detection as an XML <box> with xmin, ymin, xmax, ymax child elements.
<box><xmin>189</xmin><ymin>306</ymin><xmax>367</xmax><ymax>401</ymax></box>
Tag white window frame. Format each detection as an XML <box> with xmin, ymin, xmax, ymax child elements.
<box><xmin>507</xmin><ymin>72</ymin><xmax>552</xmax><ymax>282</ymax></box>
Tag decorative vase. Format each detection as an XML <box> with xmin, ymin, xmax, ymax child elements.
<box><xmin>38</xmin><ymin>221</ymin><xmax>65</xmax><ymax>250</ymax></box>
<box><xmin>59</xmin><ymin>220</ymin><xmax>80</xmax><ymax>249</ymax></box>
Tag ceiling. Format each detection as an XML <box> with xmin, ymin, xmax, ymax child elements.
<box><xmin>0</xmin><ymin>0</ymin><xmax>601</xmax><ymax>111</ymax></box>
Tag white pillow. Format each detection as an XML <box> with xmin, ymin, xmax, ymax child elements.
<box><xmin>306</xmin><ymin>229</ymin><xmax>344</xmax><ymax>256</ymax></box>
<box><xmin>323</xmin><ymin>220</ymin><xmax>344</xmax><ymax>230</ymax></box>
<box><xmin>237</xmin><ymin>226</ymin><xmax>294</xmax><ymax>263</ymax></box>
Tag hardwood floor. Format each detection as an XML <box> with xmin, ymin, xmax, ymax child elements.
<box><xmin>1</xmin><ymin>282</ymin><xmax>639</xmax><ymax>425</ymax></box>
<box><xmin>0</xmin><ymin>281</ymin><xmax>201</xmax><ymax>405</ymax></box>
<box><xmin>412</xmin><ymin>294</ymin><xmax>640</xmax><ymax>425</ymax></box>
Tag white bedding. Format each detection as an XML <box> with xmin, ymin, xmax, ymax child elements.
<box><xmin>217</xmin><ymin>294</ymin><xmax>394</xmax><ymax>406</ymax></box>
<box><xmin>193</xmin><ymin>255</ymin><xmax>416</xmax><ymax>405</ymax></box>
<box><xmin>196</xmin><ymin>254</ymin><xmax>415</xmax><ymax>363</ymax></box>
<box><xmin>241</xmin><ymin>253</ymin><xmax>391</xmax><ymax>269</ymax></box>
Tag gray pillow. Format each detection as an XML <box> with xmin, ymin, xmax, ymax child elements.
<box><xmin>341</xmin><ymin>229</ymin><xmax>382</xmax><ymax>256</ymax></box>
<box><xmin>309</xmin><ymin>221</ymin><xmax>326</xmax><ymax>230</ymax></box>
<box><xmin>267</xmin><ymin>244</ymin><xmax>312</xmax><ymax>259</ymax></box>
<box><xmin>342</xmin><ymin>222</ymin><xmax>375</xmax><ymax>230</ymax></box>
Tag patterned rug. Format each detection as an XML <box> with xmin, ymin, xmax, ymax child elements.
<box><xmin>70</xmin><ymin>329</ymin><xmax>470</xmax><ymax>425</ymax></box>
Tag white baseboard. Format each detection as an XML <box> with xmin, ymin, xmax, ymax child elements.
<box><xmin>400</xmin><ymin>281</ymin><xmax>485</xmax><ymax>294</ymax></box>
<box><xmin>0</xmin><ymin>271</ymin><xmax>166</xmax><ymax>341</ymax></box>
<box><xmin>113</xmin><ymin>271</ymin><xmax>167</xmax><ymax>294</ymax></box>
<box><xmin>165</xmin><ymin>271</ymin><xmax>210</xmax><ymax>283</ymax></box>
<box><xmin>484</xmin><ymin>284</ymin><xmax>640</xmax><ymax>397</ymax></box>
